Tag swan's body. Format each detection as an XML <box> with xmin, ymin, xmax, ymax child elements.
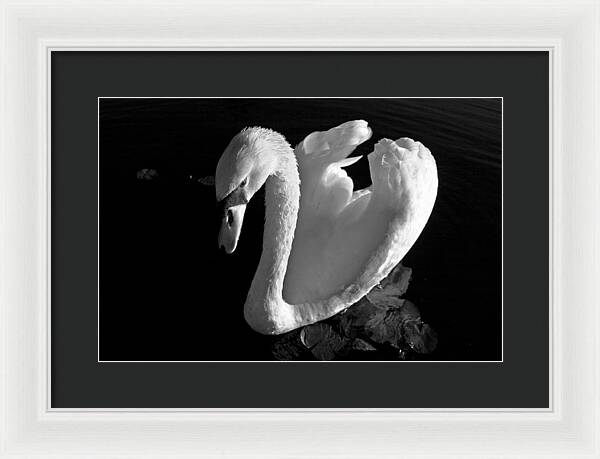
<box><xmin>216</xmin><ymin>121</ymin><xmax>438</xmax><ymax>335</ymax></box>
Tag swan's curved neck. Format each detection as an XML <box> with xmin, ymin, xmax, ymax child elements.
<box><xmin>254</xmin><ymin>150</ymin><xmax>300</xmax><ymax>304</ymax></box>
<box><xmin>244</xmin><ymin>145</ymin><xmax>302</xmax><ymax>333</ymax></box>
<box><xmin>244</xmin><ymin>142</ymin><xmax>355</xmax><ymax>335</ymax></box>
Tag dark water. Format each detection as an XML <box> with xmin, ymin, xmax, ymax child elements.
<box><xmin>99</xmin><ymin>98</ymin><xmax>502</xmax><ymax>361</ymax></box>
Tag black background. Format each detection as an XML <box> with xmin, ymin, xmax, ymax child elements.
<box><xmin>99</xmin><ymin>97</ymin><xmax>501</xmax><ymax>362</ymax></box>
<box><xmin>52</xmin><ymin>52</ymin><xmax>548</xmax><ymax>408</ymax></box>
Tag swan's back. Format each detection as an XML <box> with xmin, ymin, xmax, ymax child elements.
<box><xmin>282</xmin><ymin>120</ymin><xmax>438</xmax><ymax>306</ymax></box>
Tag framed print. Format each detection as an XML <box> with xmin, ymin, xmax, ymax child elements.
<box><xmin>1</xmin><ymin>0</ymin><xmax>599</xmax><ymax>458</ymax></box>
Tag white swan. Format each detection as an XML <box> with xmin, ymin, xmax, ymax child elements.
<box><xmin>215</xmin><ymin>120</ymin><xmax>438</xmax><ymax>335</ymax></box>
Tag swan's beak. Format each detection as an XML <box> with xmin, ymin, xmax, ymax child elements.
<box><xmin>218</xmin><ymin>204</ymin><xmax>247</xmax><ymax>254</ymax></box>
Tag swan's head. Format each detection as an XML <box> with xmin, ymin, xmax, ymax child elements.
<box><xmin>215</xmin><ymin>127</ymin><xmax>282</xmax><ymax>253</ymax></box>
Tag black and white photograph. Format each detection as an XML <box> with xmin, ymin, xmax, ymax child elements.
<box><xmin>99</xmin><ymin>97</ymin><xmax>502</xmax><ymax>362</ymax></box>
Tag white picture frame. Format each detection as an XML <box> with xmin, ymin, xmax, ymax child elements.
<box><xmin>0</xmin><ymin>0</ymin><xmax>598</xmax><ymax>457</ymax></box>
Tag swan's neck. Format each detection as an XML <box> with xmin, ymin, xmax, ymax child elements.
<box><xmin>243</xmin><ymin>140</ymin><xmax>357</xmax><ymax>335</ymax></box>
<box><xmin>256</xmin><ymin>153</ymin><xmax>300</xmax><ymax>299</ymax></box>
<box><xmin>244</xmin><ymin>146</ymin><xmax>301</xmax><ymax>333</ymax></box>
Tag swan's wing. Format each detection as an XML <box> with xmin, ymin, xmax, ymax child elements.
<box><xmin>294</xmin><ymin>120</ymin><xmax>372</xmax><ymax>228</ymax></box>
<box><xmin>345</xmin><ymin>137</ymin><xmax>439</xmax><ymax>291</ymax></box>
<box><xmin>285</xmin><ymin>123</ymin><xmax>438</xmax><ymax>308</ymax></box>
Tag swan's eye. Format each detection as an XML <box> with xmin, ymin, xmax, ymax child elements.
<box><xmin>240</xmin><ymin>178</ymin><xmax>248</xmax><ymax>188</ymax></box>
